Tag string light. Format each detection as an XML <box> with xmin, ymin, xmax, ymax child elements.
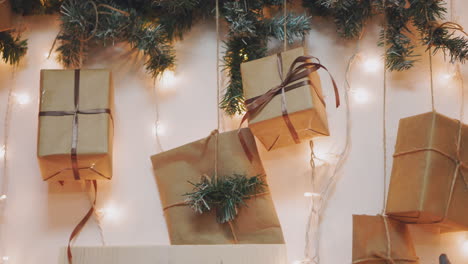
<box><xmin>97</xmin><ymin>204</ymin><xmax>121</xmax><ymax>222</ymax></box>
<box><xmin>13</xmin><ymin>93</ymin><xmax>30</xmax><ymax>105</ymax></box>
<box><xmin>0</xmin><ymin>195</ymin><xmax>6</xmax><ymax>201</ymax></box>
<box><xmin>0</xmin><ymin>146</ymin><xmax>4</xmax><ymax>159</ymax></box>
<box><xmin>304</xmin><ymin>192</ymin><xmax>320</xmax><ymax>198</ymax></box>
<box><xmin>153</xmin><ymin>122</ymin><xmax>166</xmax><ymax>136</ymax></box>
<box><xmin>158</xmin><ymin>70</ymin><xmax>177</xmax><ymax>91</ymax></box>
<box><xmin>1</xmin><ymin>256</ymin><xmax>9</xmax><ymax>263</ymax></box>
<box><xmin>351</xmin><ymin>88</ymin><xmax>370</xmax><ymax>104</ymax></box>
<box><xmin>361</xmin><ymin>56</ymin><xmax>382</xmax><ymax>73</ymax></box>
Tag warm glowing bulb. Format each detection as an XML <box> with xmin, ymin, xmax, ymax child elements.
<box><xmin>304</xmin><ymin>192</ymin><xmax>320</xmax><ymax>198</ymax></box>
<box><xmin>351</xmin><ymin>88</ymin><xmax>369</xmax><ymax>104</ymax></box>
<box><xmin>439</xmin><ymin>73</ymin><xmax>454</xmax><ymax>83</ymax></box>
<box><xmin>0</xmin><ymin>195</ymin><xmax>6</xmax><ymax>201</ymax></box>
<box><xmin>1</xmin><ymin>256</ymin><xmax>9</xmax><ymax>262</ymax></box>
<box><xmin>153</xmin><ymin>122</ymin><xmax>166</xmax><ymax>136</ymax></box>
<box><xmin>0</xmin><ymin>145</ymin><xmax>4</xmax><ymax>159</ymax></box>
<box><xmin>463</xmin><ymin>239</ymin><xmax>468</xmax><ymax>254</ymax></box>
<box><xmin>44</xmin><ymin>52</ymin><xmax>50</xmax><ymax>59</ymax></box>
<box><xmin>361</xmin><ymin>56</ymin><xmax>382</xmax><ymax>73</ymax></box>
<box><xmin>97</xmin><ymin>204</ymin><xmax>121</xmax><ymax>222</ymax></box>
<box><xmin>159</xmin><ymin>70</ymin><xmax>177</xmax><ymax>90</ymax></box>
<box><xmin>14</xmin><ymin>93</ymin><xmax>31</xmax><ymax>105</ymax></box>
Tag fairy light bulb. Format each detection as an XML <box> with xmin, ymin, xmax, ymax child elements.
<box><xmin>1</xmin><ymin>256</ymin><xmax>9</xmax><ymax>263</ymax></box>
<box><xmin>361</xmin><ymin>56</ymin><xmax>382</xmax><ymax>73</ymax></box>
<box><xmin>351</xmin><ymin>88</ymin><xmax>369</xmax><ymax>104</ymax></box>
<box><xmin>14</xmin><ymin>93</ymin><xmax>31</xmax><ymax>105</ymax></box>
<box><xmin>153</xmin><ymin>122</ymin><xmax>166</xmax><ymax>136</ymax></box>
<box><xmin>0</xmin><ymin>195</ymin><xmax>6</xmax><ymax>201</ymax></box>
<box><xmin>304</xmin><ymin>192</ymin><xmax>320</xmax><ymax>198</ymax></box>
<box><xmin>159</xmin><ymin>70</ymin><xmax>177</xmax><ymax>90</ymax></box>
<box><xmin>97</xmin><ymin>204</ymin><xmax>121</xmax><ymax>222</ymax></box>
<box><xmin>0</xmin><ymin>145</ymin><xmax>4</xmax><ymax>159</ymax></box>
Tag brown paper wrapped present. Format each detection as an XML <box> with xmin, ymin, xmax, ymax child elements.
<box><xmin>241</xmin><ymin>47</ymin><xmax>339</xmax><ymax>150</ymax></box>
<box><xmin>0</xmin><ymin>0</ymin><xmax>13</xmax><ymax>32</ymax></box>
<box><xmin>386</xmin><ymin>112</ymin><xmax>468</xmax><ymax>231</ymax></box>
<box><xmin>151</xmin><ymin>128</ymin><xmax>285</xmax><ymax>245</ymax></box>
<box><xmin>352</xmin><ymin>215</ymin><xmax>419</xmax><ymax>264</ymax></box>
<box><xmin>37</xmin><ymin>69</ymin><xmax>113</xmax><ymax>181</ymax></box>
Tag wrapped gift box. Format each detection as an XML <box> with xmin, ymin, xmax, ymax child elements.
<box><xmin>386</xmin><ymin>112</ymin><xmax>468</xmax><ymax>231</ymax></box>
<box><xmin>241</xmin><ymin>47</ymin><xmax>329</xmax><ymax>150</ymax></box>
<box><xmin>151</xmin><ymin>128</ymin><xmax>284</xmax><ymax>244</ymax></box>
<box><xmin>352</xmin><ymin>215</ymin><xmax>419</xmax><ymax>264</ymax></box>
<box><xmin>37</xmin><ymin>69</ymin><xmax>113</xmax><ymax>181</ymax></box>
<box><xmin>0</xmin><ymin>0</ymin><xmax>12</xmax><ymax>32</ymax></box>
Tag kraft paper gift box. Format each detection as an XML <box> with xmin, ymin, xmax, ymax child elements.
<box><xmin>0</xmin><ymin>0</ymin><xmax>12</xmax><ymax>32</ymax></box>
<box><xmin>241</xmin><ymin>47</ymin><xmax>330</xmax><ymax>150</ymax></box>
<box><xmin>151</xmin><ymin>128</ymin><xmax>285</xmax><ymax>245</ymax></box>
<box><xmin>37</xmin><ymin>69</ymin><xmax>113</xmax><ymax>181</ymax></box>
<box><xmin>352</xmin><ymin>215</ymin><xmax>419</xmax><ymax>264</ymax></box>
<box><xmin>386</xmin><ymin>112</ymin><xmax>468</xmax><ymax>231</ymax></box>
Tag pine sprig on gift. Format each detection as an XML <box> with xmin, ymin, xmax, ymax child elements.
<box><xmin>56</xmin><ymin>0</ymin><xmax>175</xmax><ymax>78</ymax></box>
<box><xmin>0</xmin><ymin>31</ymin><xmax>28</xmax><ymax>65</ymax></box>
<box><xmin>184</xmin><ymin>174</ymin><xmax>266</xmax><ymax>223</ymax></box>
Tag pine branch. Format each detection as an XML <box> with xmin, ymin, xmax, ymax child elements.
<box><xmin>11</xmin><ymin>0</ymin><xmax>62</xmax><ymax>15</ymax></box>
<box><xmin>262</xmin><ymin>13</ymin><xmax>311</xmax><ymax>43</ymax></box>
<box><xmin>0</xmin><ymin>31</ymin><xmax>28</xmax><ymax>65</ymax></box>
<box><xmin>56</xmin><ymin>0</ymin><xmax>175</xmax><ymax>78</ymax></box>
<box><xmin>184</xmin><ymin>174</ymin><xmax>266</xmax><ymax>223</ymax></box>
<box><xmin>332</xmin><ymin>0</ymin><xmax>374</xmax><ymax>39</ymax></box>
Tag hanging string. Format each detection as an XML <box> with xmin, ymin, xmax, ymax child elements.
<box><xmin>428</xmin><ymin>49</ymin><xmax>435</xmax><ymax>112</ymax></box>
<box><xmin>381</xmin><ymin>0</ymin><xmax>388</xmax><ymax>215</ymax></box>
<box><xmin>153</xmin><ymin>78</ymin><xmax>165</xmax><ymax>152</ymax></box>
<box><xmin>214</xmin><ymin>0</ymin><xmax>221</xmax><ymax>179</ymax></box>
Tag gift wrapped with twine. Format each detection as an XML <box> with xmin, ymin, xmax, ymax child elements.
<box><xmin>386</xmin><ymin>112</ymin><xmax>468</xmax><ymax>231</ymax></box>
<box><xmin>151</xmin><ymin>128</ymin><xmax>284</xmax><ymax>244</ymax></box>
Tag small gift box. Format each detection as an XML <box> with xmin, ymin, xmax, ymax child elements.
<box><xmin>0</xmin><ymin>0</ymin><xmax>12</xmax><ymax>32</ymax></box>
<box><xmin>37</xmin><ymin>69</ymin><xmax>114</xmax><ymax>181</ymax></box>
<box><xmin>386</xmin><ymin>112</ymin><xmax>468</xmax><ymax>231</ymax></box>
<box><xmin>151</xmin><ymin>128</ymin><xmax>284</xmax><ymax>244</ymax></box>
<box><xmin>352</xmin><ymin>215</ymin><xmax>419</xmax><ymax>264</ymax></box>
<box><xmin>241</xmin><ymin>47</ymin><xmax>338</xmax><ymax>150</ymax></box>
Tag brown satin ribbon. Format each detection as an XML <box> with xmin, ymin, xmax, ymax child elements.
<box><xmin>352</xmin><ymin>216</ymin><xmax>418</xmax><ymax>264</ymax></box>
<box><xmin>67</xmin><ymin>180</ymin><xmax>97</xmax><ymax>264</ymax></box>
<box><xmin>39</xmin><ymin>69</ymin><xmax>112</xmax><ymax>180</ymax></box>
<box><xmin>239</xmin><ymin>53</ymin><xmax>340</xmax><ymax>161</ymax></box>
<box><xmin>392</xmin><ymin>118</ymin><xmax>468</xmax><ymax>224</ymax></box>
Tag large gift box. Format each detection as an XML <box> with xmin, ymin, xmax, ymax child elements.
<box><xmin>386</xmin><ymin>112</ymin><xmax>468</xmax><ymax>231</ymax></box>
<box><xmin>241</xmin><ymin>47</ymin><xmax>330</xmax><ymax>150</ymax></box>
<box><xmin>352</xmin><ymin>215</ymin><xmax>419</xmax><ymax>264</ymax></box>
<box><xmin>37</xmin><ymin>69</ymin><xmax>113</xmax><ymax>181</ymax></box>
<box><xmin>151</xmin><ymin>128</ymin><xmax>284</xmax><ymax>244</ymax></box>
<box><xmin>0</xmin><ymin>0</ymin><xmax>12</xmax><ymax>32</ymax></box>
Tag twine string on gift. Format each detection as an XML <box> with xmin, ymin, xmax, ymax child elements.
<box><xmin>352</xmin><ymin>216</ymin><xmax>418</xmax><ymax>263</ymax></box>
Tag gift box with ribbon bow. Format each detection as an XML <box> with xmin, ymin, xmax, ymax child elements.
<box><xmin>37</xmin><ymin>69</ymin><xmax>114</xmax><ymax>181</ymax></box>
<box><xmin>386</xmin><ymin>112</ymin><xmax>468</xmax><ymax>231</ymax></box>
<box><xmin>151</xmin><ymin>128</ymin><xmax>284</xmax><ymax>244</ymax></box>
<box><xmin>0</xmin><ymin>0</ymin><xmax>12</xmax><ymax>32</ymax></box>
<box><xmin>240</xmin><ymin>47</ymin><xmax>339</xmax><ymax>151</ymax></box>
<box><xmin>352</xmin><ymin>215</ymin><xmax>419</xmax><ymax>264</ymax></box>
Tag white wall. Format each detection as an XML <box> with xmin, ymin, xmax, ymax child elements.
<box><xmin>0</xmin><ymin>1</ymin><xmax>467</xmax><ymax>263</ymax></box>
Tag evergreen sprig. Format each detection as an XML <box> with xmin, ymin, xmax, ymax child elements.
<box><xmin>303</xmin><ymin>0</ymin><xmax>468</xmax><ymax>71</ymax></box>
<box><xmin>184</xmin><ymin>174</ymin><xmax>266</xmax><ymax>223</ymax></box>
<box><xmin>56</xmin><ymin>0</ymin><xmax>175</xmax><ymax>78</ymax></box>
<box><xmin>0</xmin><ymin>31</ymin><xmax>28</xmax><ymax>65</ymax></box>
<box><xmin>220</xmin><ymin>0</ymin><xmax>311</xmax><ymax>115</ymax></box>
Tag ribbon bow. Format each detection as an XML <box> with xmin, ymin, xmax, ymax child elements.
<box><xmin>239</xmin><ymin>53</ymin><xmax>340</xmax><ymax>161</ymax></box>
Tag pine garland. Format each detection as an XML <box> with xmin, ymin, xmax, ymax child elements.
<box><xmin>303</xmin><ymin>0</ymin><xmax>468</xmax><ymax>71</ymax></box>
<box><xmin>184</xmin><ymin>174</ymin><xmax>266</xmax><ymax>223</ymax></box>
<box><xmin>56</xmin><ymin>0</ymin><xmax>175</xmax><ymax>78</ymax></box>
<box><xmin>0</xmin><ymin>31</ymin><xmax>27</xmax><ymax>65</ymax></box>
